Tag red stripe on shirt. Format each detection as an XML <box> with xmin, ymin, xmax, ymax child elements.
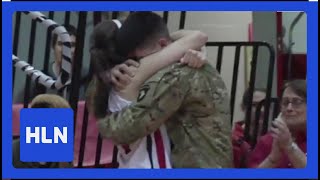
<box><xmin>154</xmin><ymin>129</ymin><xmax>166</xmax><ymax>168</ymax></box>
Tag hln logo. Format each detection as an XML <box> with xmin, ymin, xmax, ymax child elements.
<box><xmin>20</xmin><ymin>108</ymin><xmax>74</xmax><ymax>162</ymax></box>
<box><xmin>26</xmin><ymin>127</ymin><xmax>68</xmax><ymax>144</ymax></box>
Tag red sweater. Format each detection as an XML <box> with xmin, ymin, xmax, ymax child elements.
<box><xmin>247</xmin><ymin>132</ymin><xmax>306</xmax><ymax>168</ymax></box>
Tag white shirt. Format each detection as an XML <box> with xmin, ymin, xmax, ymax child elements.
<box><xmin>108</xmin><ymin>89</ymin><xmax>172</xmax><ymax>168</ymax></box>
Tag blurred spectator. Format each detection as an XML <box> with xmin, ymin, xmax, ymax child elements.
<box><xmin>14</xmin><ymin>24</ymin><xmax>89</xmax><ymax>104</ymax></box>
<box><xmin>232</xmin><ymin>88</ymin><xmax>266</xmax><ymax>168</ymax></box>
<box><xmin>247</xmin><ymin>79</ymin><xmax>306</xmax><ymax>168</ymax></box>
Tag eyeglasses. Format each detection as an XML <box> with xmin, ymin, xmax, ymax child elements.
<box><xmin>281</xmin><ymin>98</ymin><xmax>305</xmax><ymax>108</ymax></box>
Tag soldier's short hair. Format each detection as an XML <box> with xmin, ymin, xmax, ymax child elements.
<box><xmin>115</xmin><ymin>11</ymin><xmax>170</xmax><ymax>57</ymax></box>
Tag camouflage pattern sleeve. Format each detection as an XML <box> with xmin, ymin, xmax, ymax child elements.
<box><xmin>97</xmin><ymin>66</ymin><xmax>191</xmax><ymax>145</ymax></box>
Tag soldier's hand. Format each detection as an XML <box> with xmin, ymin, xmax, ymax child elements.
<box><xmin>110</xmin><ymin>60</ymin><xmax>139</xmax><ymax>91</ymax></box>
<box><xmin>180</xmin><ymin>49</ymin><xmax>207</xmax><ymax>68</ymax></box>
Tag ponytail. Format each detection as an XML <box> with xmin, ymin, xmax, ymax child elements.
<box><xmin>88</xmin><ymin>20</ymin><xmax>126</xmax><ymax>118</ymax></box>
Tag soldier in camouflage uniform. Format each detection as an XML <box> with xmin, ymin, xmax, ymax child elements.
<box><xmin>98</xmin><ymin>12</ymin><xmax>233</xmax><ymax>168</ymax></box>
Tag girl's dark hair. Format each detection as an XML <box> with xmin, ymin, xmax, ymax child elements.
<box><xmin>88</xmin><ymin>20</ymin><xmax>126</xmax><ymax>118</ymax></box>
<box><xmin>281</xmin><ymin>79</ymin><xmax>307</xmax><ymax>101</ymax></box>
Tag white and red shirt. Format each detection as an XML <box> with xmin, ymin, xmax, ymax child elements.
<box><xmin>108</xmin><ymin>89</ymin><xmax>172</xmax><ymax>168</ymax></box>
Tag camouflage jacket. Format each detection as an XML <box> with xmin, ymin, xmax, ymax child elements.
<box><xmin>98</xmin><ymin>63</ymin><xmax>233</xmax><ymax>168</ymax></box>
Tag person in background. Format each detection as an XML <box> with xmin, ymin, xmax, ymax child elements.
<box><xmin>49</xmin><ymin>24</ymin><xmax>77</xmax><ymax>78</ymax></box>
<box><xmin>247</xmin><ymin>79</ymin><xmax>306</xmax><ymax>168</ymax></box>
<box><xmin>14</xmin><ymin>24</ymin><xmax>88</xmax><ymax>103</ymax></box>
<box><xmin>232</xmin><ymin>88</ymin><xmax>266</xmax><ymax>168</ymax></box>
<box><xmin>45</xmin><ymin>24</ymin><xmax>89</xmax><ymax>100</ymax></box>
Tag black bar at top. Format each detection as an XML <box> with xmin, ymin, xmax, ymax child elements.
<box><xmin>23</xmin><ymin>19</ymin><xmax>37</xmax><ymax>108</ymax></box>
<box><xmin>13</xmin><ymin>12</ymin><xmax>22</xmax><ymax>93</ymax></box>
<box><xmin>179</xmin><ymin>11</ymin><xmax>186</xmax><ymax>30</ymax></box>
<box><xmin>243</xmin><ymin>45</ymin><xmax>259</xmax><ymax>142</ymax></box>
<box><xmin>229</xmin><ymin>46</ymin><xmax>241</xmax><ymax>125</ymax></box>
<box><xmin>112</xmin><ymin>11</ymin><xmax>119</xmax><ymax>19</ymax></box>
<box><xmin>68</xmin><ymin>11</ymin><xmax>87</xmax><ymax>112</ymax></box>
<box><xmin>163</xmin><ymin>11</ymin><xmax>169</xmax><ymax>24</ymax></box>
<box><xmin>43</xmin><ymin>11</ymin><xmax>55</xmax><ymax>75</ymax></box>
<box><xmin>64</xmin><ymin>11</ymin><xmax>71</xmax><ymax>26</ymax></box>
<box><xmin>77</xmin><ymin>102</ymin><xmax>90</xmax><ymax>168</ymax></box>
<box><xmin>262</xmin><ymin>43</ymin><xmax>276</xmax><ymax>135</ymax></box>
<box><xmin>216</xmin><ymin>46</ymin><xmax>223</xmax><ymax>73</ymax></box>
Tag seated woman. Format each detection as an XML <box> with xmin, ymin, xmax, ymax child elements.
<box><xmin>88</xmin><ymin>18</ymin><xmax>208</xmax><ymax>168</ymax></box>
<box><xmin>232</xmin><ymin>88</ymin><xmax>266</xmax><ymax>168</ymax></box>
<box><xmin>247</xmin><ymin>79</ymin><xmax>306</xmax><ymax>168</ymax></box>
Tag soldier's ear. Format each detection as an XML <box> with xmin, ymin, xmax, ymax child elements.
<box><xmin>158</xmin><ymin>38</ymin><xmax>169</xmax><ymax>48</ymax></box>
